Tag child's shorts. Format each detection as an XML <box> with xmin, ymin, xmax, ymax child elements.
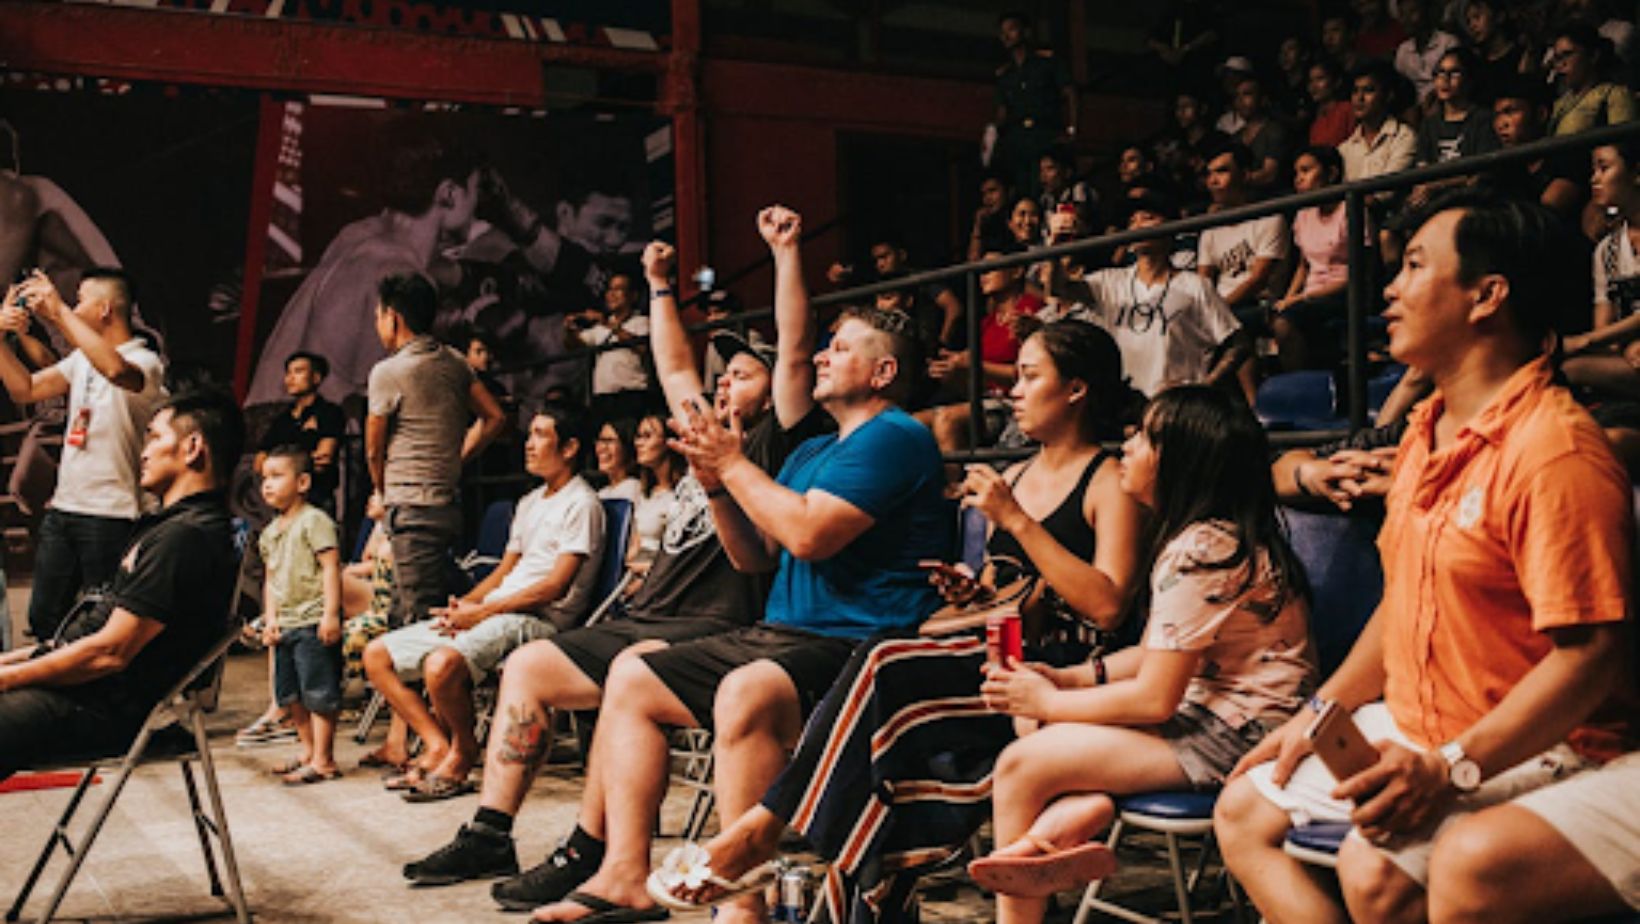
<box><xmin>274</xmin><ymin>624</ymin><xmax>343</xmax><ymax>714</ymax></box>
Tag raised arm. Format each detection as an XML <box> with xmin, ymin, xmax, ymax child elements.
<box><xmin>0</xmin><ymin>297</ymin><xmax>66</xmax><ymax>405</ymax></box>
<box><xmin>641</xmin><ymin>241</ymin><xmax>707</xmax><ymax>423</ymax></box>
<box><xmin>19</xmin><ymin>271</ymin><xmax>144</xmax><ymax>393</ymax></box>
<box><xmin>758</xmin><ymin>205</ymin><xmax>818</xmax><ymax>427</ymax></box>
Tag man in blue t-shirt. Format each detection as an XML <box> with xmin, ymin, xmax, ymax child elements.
<box><xmin>527</xmin><ymin>303</ymin><xmax>952</xmax><ymax>923</ymax></box>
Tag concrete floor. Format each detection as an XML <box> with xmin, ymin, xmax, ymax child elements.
<box><xmin>0</xmin><ymin>582</ymin><xmax>1231</xmax><ymax>924</ymax></box>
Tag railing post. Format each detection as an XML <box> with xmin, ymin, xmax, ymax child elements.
<box><xmin>1345</xmin><ymin>189</ymin><xmax>1369</xmax><ymax>430</ymax></box>
<box><xmin>966</xmin><ymin>271</ymin><xmax>983</xmax><ymax>451</ymax></box>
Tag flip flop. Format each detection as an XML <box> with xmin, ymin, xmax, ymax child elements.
<box><xmin>383</xmin><ymin>767</ymin><xmax>426</xmax><ymax>791</ymax></box>
<box><xmin>282</xmin><ymin>765</ymin><xmax>342</xmax><ymax>786</ymax></box>
<box><xmin>644</xmin><ymin>843</ymin><xmax>778</xmax><ymax>912</ymax></box>
<box><xmin>358</xmin><ymin>751</ymin><xmax>407</xmax><ymax>771</ymax></box>
<box><xmin>550</xmin><ymin>890</ymin><xmax>669</xmax><ymax>923</ymax></box>
<box><xmin>967</xmin><ymin>839</ymin><xmax>1117</xmax><ymax>898</ymax></box>
<box><xmin>268</xmin><ymin>758</ymin><xmax>306</xmax><ymax>776</ymax></box>
<box><xmin>401</xmin><ymin>773</ymin><xmax>476</xmax><ymax>803</ymax></box>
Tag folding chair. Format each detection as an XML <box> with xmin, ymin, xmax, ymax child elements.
<box><xmin>666</xmin><ymin>727</ymin><xmax>717</xmax><ymax>842</ymax></box>
<box><xmin>7</xmin><ymin>628</ymin><xmax>250</xmax><ymax>924</ymax></box>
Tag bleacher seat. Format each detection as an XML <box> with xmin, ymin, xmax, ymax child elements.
<box><xmin>1257</xmin><ymin>370</ymin><xmax>1344</xmax><ymax>431</ymax></box>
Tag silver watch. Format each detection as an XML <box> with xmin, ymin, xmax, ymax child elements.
<box><xmin>1438</xmin><ymin>741</ymin><xmax>1482</xmax><ymax>793</ymax></box>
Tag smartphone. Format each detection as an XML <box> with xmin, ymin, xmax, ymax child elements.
<box><xmin>1304</xmin><ymin>700</ymin><xmax>1380</xmax><ymax>783</ymax></box>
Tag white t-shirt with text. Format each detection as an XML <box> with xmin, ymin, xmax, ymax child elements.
<box><xmin>1082</xmin><ymin>266</ymin><xmax>1242</xmax><ymax>397</ymax></box>
<box><xmin>50</xmin><ymin>339</ymin><xmax>167</xmax><ymax>520</ymax></box>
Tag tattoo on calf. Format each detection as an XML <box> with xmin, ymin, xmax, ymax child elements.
<box><xmin>498</xmin><ymin>703</ymin><xmax>549</xmax><ymax>766</ymax></box>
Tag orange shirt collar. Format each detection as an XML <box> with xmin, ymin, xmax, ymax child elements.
<box><xmin>1406</xmin><ymin>356</ymin><xmax>1554</xmax><ymax>450</ymax></box>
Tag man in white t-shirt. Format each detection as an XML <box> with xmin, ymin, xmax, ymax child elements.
<box><xmin>1075</xmin><ymin>194</ymin><xmax>1248</xmax><ymax>398</ymax></box>
<box><xmin>1198</xmin><ymin>141</ymin><xmax>1290</xmax><ymax>332</ymax></box>
<box><xmin>365</xmin><ymin>402</ymin><xmax>605</xmax><ymax>800</ymax></box>
<box><xmin>0</xmin><ymin>268</ymin><xmax>165</xmax><ymax>642</ymax></box>
<box><xmin>566</xmin><ymin>271</ymin><xmax>651</xmax><ymax>427</ymax></box>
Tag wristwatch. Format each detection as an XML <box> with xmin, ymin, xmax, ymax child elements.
<box><xmin>1438</xmin><ymin>741</ymin><xmax>1482</xmax><ymax>793</ymax></box>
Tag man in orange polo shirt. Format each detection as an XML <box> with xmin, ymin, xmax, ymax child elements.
<box><xmin>1215</xmin><ymin>190</ymin><xmax>1639</xmax><ymax>924</ymax></box>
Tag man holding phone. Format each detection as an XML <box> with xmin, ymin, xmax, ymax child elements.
<box><xmin>1215</xmin><ymin>191</ymin><xmax>1639</xmax><ymax>924</ymax></box>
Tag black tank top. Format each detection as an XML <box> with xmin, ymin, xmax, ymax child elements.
<box><xmin>985</xmin><ymin>450</ymin><xmax>1108</xmax><ymax>573</ymax></box>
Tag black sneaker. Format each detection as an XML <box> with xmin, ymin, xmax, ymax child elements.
<box><xmin>491</xmin><ymin>840</ymin><xmax>602</xmax><ymax>911</ymax></box>
<box><xmin>403</xmin><ymin>824</ymin><xmax>519</xmax><ymax>886</ymax></box>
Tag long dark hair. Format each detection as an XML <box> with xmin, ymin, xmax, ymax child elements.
<box><xmin>1124</xmin><ymin>386</ymin><xmax>1310</xmax><ymax>627</ymax></box>
<box><xmin>1021</xmin><ymin>319</ymin><xmax>1143</xmax><ymax>442</ymax></box>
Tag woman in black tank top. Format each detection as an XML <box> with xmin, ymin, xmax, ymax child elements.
<box><xmin>655</xmin><ymin>321</ymin><xmax>1147</xmax><ymax>924</ymax></box>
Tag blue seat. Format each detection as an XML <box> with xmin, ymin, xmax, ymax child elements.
<box><xmin>1282</xmin><ymin>822</ymin><xmax>1350</xmax><ymax>869</ymax></box>
<box><xmin>456</xmin><ymin>499</ymin><xmax>517</xmax><ymax>585</ymax></box>
<box><xmin>1257</xmin><ymin>370</ymin><xmax>1344</xmax><ymax>431</ymax></box>
<box><xmin>1075</xmin><ymin>790</ymin><xmax>1226</xmax><ymax>924</ymax></box>
<box><xmin>584</xmin><ymin>498</ymin><xmax>635</xmax><ymax>625</ymax></box>
<box><xmin>1282</xmin><ymin>508</ymin><xmax>1384</xmax><ymax>677</ymax></box>
<box><xmin>1118</xmin><ymin>791</ymin><xmax>1218</xmax><ymax>820</ymax></box>
<box><xmin>1366</xmin><ymin>363</ymin><xmax>1407</xmax><ymax>418</ymax></box>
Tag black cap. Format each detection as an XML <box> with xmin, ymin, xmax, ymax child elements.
<box><xmin>711</xmin><ymin>330</ymin><xmax>776</xmax><ymax>370</ymax></box>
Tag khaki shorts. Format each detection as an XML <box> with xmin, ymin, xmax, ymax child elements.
<box><xmin>1245</xmin><ymin>701</ymin><xmax>1590</xmax><ymax>886</ymax></box>
<box><xmin>1514</xmin><ymin>750</ymin><xmax>1640</xmax><ymax>910</ymax></box>
<box><xmin>380</xmin><ymin>613</ymin><xmax>556</xmax><ymax>683</ymax></box>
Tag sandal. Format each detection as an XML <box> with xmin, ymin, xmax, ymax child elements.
<box><xmin>383</xmin><ymin>766</ymin><xmax>427</xmax><ymax>791</ymax></box>
<box><xmin>282</xmin><ymin>765</ymin><xmax>342</xmax><ymax>786</ymax></box>
<box><xmin>358</xmin><ymin>751</ymin><xmax>407</xmax><ymax>771</ymax></box>
<box><xmin>967</xmin><ymin>838</ymin><xmax>1116</xmax><ymax>898</ymax></box>
<box><xmin>644</xmin><ymin>843</ymin><xmax>778</xmax><ymax>912</ymax></box>
<box><xmin>400</xmin><ymin>773</ymin><xmax>475</xmax><ymax>803</ymax></box>
<box><xmin>268</xmin><ymin>758</ymin><xmax>306</xmax><ymax>776</ymax></box>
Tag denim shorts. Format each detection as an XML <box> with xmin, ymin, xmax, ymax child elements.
<box><xmin>274</xmin><ymin>624</ymin><xmax>343</xmax><ymax>714</ymax></box>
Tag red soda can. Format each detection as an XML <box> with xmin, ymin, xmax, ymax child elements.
<box><xmin>985</xmin><ymin>609</ymin><xmax>1023</xmax><ymax>665</ymax></box>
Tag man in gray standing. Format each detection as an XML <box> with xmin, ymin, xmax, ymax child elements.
<box><xmin>366</xmin><ymin>273</ymin><xmax>504</xmax><ymax>631</ymax></box>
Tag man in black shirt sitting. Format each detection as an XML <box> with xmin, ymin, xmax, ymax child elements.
<box><xmin>0</xmin><ymin>389</ymin><xmax>244</xmax><ymax>779</ymax></box>
<box><xmin>255</xmin><ymin>351</ymin><xmax>344</xmax><ymax>516</ymax></box>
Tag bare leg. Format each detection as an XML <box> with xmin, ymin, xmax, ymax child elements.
<box><xmin>424</xmin><ymin>648</ymin><xmax>480</xmax><ymax>780</ymax></box>
<box><xmin>1563</xmin><ymin>354</ymin><xmax>1640</xmax><ymax>399</ymax></box>
<box><xmin>286</xmin><ymin>703</ymin><xmax>314</xmax><ymax>765</ymax></box>
<box><xmin>989</xmin><ymin>724</ymin><xmax>1189</xmax><ymax>924</ymax></box>
<box><xmin>531</xmin><ymin>656</ymin><xmax>694</xmax><ymax>922</ymax></box>
<box><xmin>363</xmin><ymin>639</ymin><xmax>450</xmax><ymax>772</ymax></box>
<box><xmin>1337</xmin><ymin>833</ymin><xmax>1426</xmax><ymax>924</ymax></box>
<box><xmin>1215</xmin><ymin>775</ymin><xmax>1348</xmax><ymax>924</ymax></box>
<box><xmin>699</xmin><ymin>662</ymin><xmax>804</xmax><ymax>923</ymax></box>
<box><xmin>1428</xmin><ymin>805</ymin><xmax>1627</xmax><ymax>924</ymax></box>
<box><xmin>310</xmin><ymin>710</ymin><xmax>339</xmax><ymax>774</ymax></box>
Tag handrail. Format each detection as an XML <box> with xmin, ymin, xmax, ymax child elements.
<box><xmin>509</xmin><ymin>120</ymin><xmax>1640</xmax><ymax>437</ymax></box>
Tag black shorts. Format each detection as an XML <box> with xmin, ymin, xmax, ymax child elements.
<box><xmin>553</xmin><ymin>616</ymin><xmax>743</xmax><ymax>687</ymax></box>
<box><xmin>640</xmin><ymin>623</ymin><xmax>860</xmax><ymax>729</ymax></box>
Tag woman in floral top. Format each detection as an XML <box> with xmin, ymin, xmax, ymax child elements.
<box><xmin>971</xmin><ymin>385</ymin><xmax>1317</xmax><ymax>920</ymax></box>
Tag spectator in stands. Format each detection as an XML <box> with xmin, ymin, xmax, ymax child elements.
<box><xmin>970</xmin><ymin>170</ymin><xmax>1017</xmax><ymax>260</ymax></box>
<box><xmin>1309</xmin><ymin>56</ymin><xmax>1358</xmax><ymax>148</ymax></box>
<box><xmin>1273</xmin><ymin>146</ymin><xmax>1351</xmax><ymax>370</ymax></box>
<box><xmin>1395</xmin><ymin>0</ymin><xmax>1463</xmax><ymax>107</ymax></box>
<box><xmin>0</xmin><ymin>269</ymin><xmax>166</xmax><ymax>643</ymax></box>
<box><xmin>1216</xmin><ymin>190</ymin><xmax>1637</xmax><ymax>924</ymax></box>
<box><xmin>460</xmin><ymin>325</ymin><xmax>511</xmax><ymax>409</ymax></box>
<box><xmin>699</xmin><ymin>288</ymin><xmax>757</xmax><ymax>393</ymax></box>
<box><xmin>593</xmin><ymin>418</ymin><xmax>642</xmax><ymax>503</ymax></box>
<box><xmin>1199</xmin><ymin>141</ymin><xmax>1291</xmax><ymax>335</ymax></box>
<box><xmin>1322</xmin><ymin>8</ymin><xmax>1364</xmax><ymax>75</ymax></box>
<box><xmin>971</xmin><ymin>385</ymin><xmax>1315</xmax><ymax>917</ymax></box>
<box><xmin>1425</xmin><ymin>748</ymin><xmax>1640</xmax><ymax>922</ymax></box>
<box><xmin>1547</xmin><ymin>23</ymin><xmax>1635</xmax><ymax>136</ymax></box>
<box><xmin>365</xmin><ymin>273</ymin><xmax>504</xmax><ymax>633</ymax></box>
<box><xmin>1117</xmin><ymin>145</ymin><xmax>1158</xmax><ymax>192</ymax></box>
<box><xmin>1275</xmin><ymin>35</ymin><xmax>1316</xmax><ymax>125</ymax></box>
<box><xmin>1152</xmin><ymin>90</ymin><xmax>1227</xmax><ymax>211</ymax></box>
<box><xmin>254</xmin><ymin>351</ymin><xmax>344</xmax><ymax>517</ymax></box>
<box><xmin>647</xmin><ymin>320</ymin><xmax>1147</xmax><ymax>923</ymax></box>
<box><xmin>1339</xmin><ymin>60</ymin><xmax>1419</xmax><ymax>183</ymax></box>
<box><xmin>1482</xmin><ymin>75</ymin><xmax>1587</xmax><ymax>221</ymax></box>
<box><xmin>1465</xmin><ymin>0</ymin><xmax>1537</xmax><ymax>102</ymax></box>
<box><xmin>830</xmin><ymin>234</ymin><xmax>963</xmax><ymax>356</ymax></box>
<box><xmin>627</xmin><ymin>412</ymin><xmax>683</xmax><ymax>575</ymax></box>
<box><xmin>1231</xmin><ymin>76</ymin><xmax>1292</xmax><ymax>196</ymax></box>
<box><xmin>1067</xmin><ymin>193</ymin><xmax>1249</xmax><ymax>399</ymax></box>
<box><xmin>917</xmin><ymin>249</ymin><xmax>1042</xmax><ymax>457</ymax></box>
<box><xmin>567</xmin><ymin>272</ymin><xmax>652</xmax><ymax>428</ymax></box>
<box><xmin>0</xmin><ymin>389</ymin><xmax>242</xmax><ymax>779</ymax></box>
<box><xmin>1038</xmin><ymin>146</ymin><xmax>1100</xmax><ymax>238</ymax></box>
<box><xmin>1353</xmin><ymin>0</ymin><xmax>1409</xmax><ymax>59</ymax></box>
<box><xmin>398</xmin><ymin>210</ymin><xmax>835</xmax><ymax>910</ymax></box>
<box><xmin>1008</xmin><ymin>195</ymin><xmax>1045</xmax><ymax>249</ymax></box>
<box><xmin>365</xmin><ymin>401</ymin><xmax>605</xmax><ymax>802</ymax></box>
<box><xmin>1214</xmin><ymin>57</ymin><xmax>1257</xmax><ymax>135</ymax></box>
<box><xmin>994</xmin><ymin>11</ymin><xmax>1077</xmax><ymax>199</ymax></box>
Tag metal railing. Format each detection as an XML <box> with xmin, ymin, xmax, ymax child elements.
<box><xmin>508</xmin><ymin>118</ymin><xmax>1640</xmax><ymax>464</ymax></box>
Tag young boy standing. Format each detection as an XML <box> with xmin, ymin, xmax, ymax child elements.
<box><xmin>259</xmin><ymin>446</ymin><xmax>344</xmax><ymax>784</ymax></box>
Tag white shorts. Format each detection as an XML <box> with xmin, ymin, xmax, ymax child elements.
<box><xmin>380</xmin><ymin>613</ymin><xmax>556</xmax><ymax>683</ymax></box>
<box><xmin>1246</xmin><ymin>701</ymin><xmax>1590</xmax><ymax>886</ymax></box>
<box><xmin>1514</xmin><ymin>750</ymin><xmax>1640</xmax><ymax>910</ymax></box>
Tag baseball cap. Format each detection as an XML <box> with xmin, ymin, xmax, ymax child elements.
<box><xmin>711</xmin><ymin>330</ymin><xmax>776</xmax><ymax>370</ymax></box>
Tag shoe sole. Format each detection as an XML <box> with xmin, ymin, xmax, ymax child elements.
<box><xmin>406</xmin><ymin>866</ymin><xmax>519</xmax><ymax>888</ymax></box>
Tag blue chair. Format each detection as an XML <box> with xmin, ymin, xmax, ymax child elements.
<box><xmin>1366</xmin><ymin>364</ymin><xmax>1407</xmax><ymax>419</ymax></box>
<box><xmin>583</xmin><ymin>498</ymin><xmax>635</xmax><ymax>627</ymax></box>
<box><xmin>1074</xmin><ymin>792</ymin><xmax>1227</xmax><ymax>924</ymax></box>
<box><xmin>456</xmin><ymin>499</ymin><xmax>517</xmax><ymax>585</ymax></box>
<box><xmin>1257</xmin><ymin>370</ymin><xmax>1345</xmax><ymax>431</ymax></box>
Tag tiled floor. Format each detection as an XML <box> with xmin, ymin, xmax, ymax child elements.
<box><xmin>1</xmin><ymin>584</ymin><xmax>1235</xmax><ymax>924</ymax></box>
